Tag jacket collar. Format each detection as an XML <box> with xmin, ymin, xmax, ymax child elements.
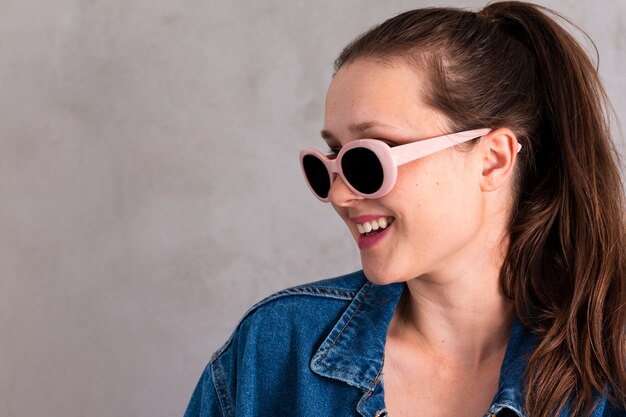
<box><xmin>308</xmin><ymin>271</ymin><xmax>556</xmax><ymax>417</ymax></box>
<box><xmin>310</xmin><ymin>277</ymin><xmax>404</xmax><ymax>391</ymax></box>
<box><xmin>486</xmin><ymin>315</ymin><xmax>537</xmax><ymax>416</ymax></box>
<box><xmin>487</xmin><ymin>320</ymin><xmax>609</xmax><ymax>417</ymax></box>
<box><xmin>310</xmin><ymin>276</ymin><xmax>404</xmax><ymax>416</ymax></box>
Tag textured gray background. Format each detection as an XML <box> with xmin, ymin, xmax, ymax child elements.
<box><xmin>1</xmin><ymin>1</ymin><xmax>623</xmax><ymax>416</ymax></box>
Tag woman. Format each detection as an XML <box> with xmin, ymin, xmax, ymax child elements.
<box><xmin>185</xmin><ymin>2</ymin><xmax>625</xmax><ymax>416</ymax></box>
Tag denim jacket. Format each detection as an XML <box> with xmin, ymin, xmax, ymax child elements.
<box><xmin>184</xmin><ymin>271</ymin><xmax>621</xmax><ymax>417</ymax></box>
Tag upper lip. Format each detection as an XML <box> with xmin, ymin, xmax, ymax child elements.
<box><xmin>350</xmin><ymin>214</ymin><xmax>392</xmax><ymax>224</ymax></box>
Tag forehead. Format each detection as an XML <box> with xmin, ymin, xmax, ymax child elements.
<box><xmin>327</xmin><ymin>60</ymin><xmax>422</xmax><ymax>112</ymax></box>
<box><xmin>324</xmin><ymin>60</ymin><xmax>447</xmax><ymax>139</ymax></box>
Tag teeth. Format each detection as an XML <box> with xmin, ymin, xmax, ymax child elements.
<box><xmin>355</xmin><ymin>217</ymin><xmax>392</xmax><ymax>235</ymax></box>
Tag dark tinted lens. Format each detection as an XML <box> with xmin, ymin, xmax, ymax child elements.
<box><xmin>303</xmin><ymin>155</ymin><xmax>331</xmax><ymax>198</ymax></box>
<box><xmin>341</xmin><ymin>148</ymin><xmax>383</xmax><ymax>194</ymax></box>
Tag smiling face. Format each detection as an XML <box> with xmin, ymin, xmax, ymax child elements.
<box><xmin>323</xmin><ymin>59</ymin><xmax>495</xmax><ymax>285</ymax></box>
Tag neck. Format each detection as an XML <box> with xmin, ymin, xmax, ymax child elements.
<box><xmin>389</xmin><ymin>229</ymin><xmax>514</xmax><ymax>369</ymax></box>
<box><xmin>395</xmin><ymin>282</ymin><xmax>513</xmax><ymax>368</ymax></box>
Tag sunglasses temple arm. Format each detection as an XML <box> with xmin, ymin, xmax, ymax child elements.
<box><xmin>390</xmin><ymin>129</ymin><xmax>520</xmax><ymax>166</ymax></box>
<box><xmin>390</xmin><ymin>129</ymin><xmax>487</xmax><ymax>166</ymax></box>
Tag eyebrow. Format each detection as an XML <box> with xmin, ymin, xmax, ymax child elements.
<box><xmin>320</xmin><ymin>121</ymin><xmax>392</xmax><ymax>141</ymax></box>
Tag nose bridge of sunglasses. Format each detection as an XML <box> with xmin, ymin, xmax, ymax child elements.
<box><xmin>326</xmin><ymin>158</ymin><xmax>350</xmax><ymax>191</ymax></box>
<box><xmin>325</xmin><ymin>156</ymin><xmax>341</xmax><ymax>174</ymax></box>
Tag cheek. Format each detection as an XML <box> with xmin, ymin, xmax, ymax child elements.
<box><xmin>393</xmin><ymin>160</ymin><xmax>451</xmax><ymax>206</ymax></box>
<box><xmin>394</xmin><ymin>160</ymin><xmax>482</xmax><ymax>230</ymax></box>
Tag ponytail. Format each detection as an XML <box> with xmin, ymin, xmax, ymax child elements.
<box><xmin>335</xmin><ymin>2</ymin><xmax>626</xmax><ymax>416</ymax></box>
<box><xmin>480</xmin><ymin>3</ymin><xmax>626</xmax><ymax>415</ymax></box>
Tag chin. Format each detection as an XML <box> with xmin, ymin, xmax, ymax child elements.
<box><xmin>361</xmin><ymin>262</ymin><xmax>410</xmax><ymax>286</ymax></box>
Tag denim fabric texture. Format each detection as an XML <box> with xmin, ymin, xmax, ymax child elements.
<box><xmin>184</xmin><ymin>270</ymin><xmax>621</xmax><ymax>417</ymax></box>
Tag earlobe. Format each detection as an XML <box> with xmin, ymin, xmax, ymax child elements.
<box><xmin>479</xmin><ymin>128</ymin><xmax>519</xmax><ymax>192</ymax></box>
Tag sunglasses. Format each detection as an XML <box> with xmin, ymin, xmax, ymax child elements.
<box><xmin>300</xmin><ymin>128</ymin><xmax>498</xmax><ymax>202</ymax></box>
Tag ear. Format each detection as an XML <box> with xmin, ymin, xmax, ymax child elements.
<box><xmin>478</xmin><ymin>128</ymin><xmax>519</xmax><ymax>192</ymax></box>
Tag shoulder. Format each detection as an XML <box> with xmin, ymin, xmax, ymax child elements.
<box><xmin>212</xmin><ymin>270</ymin><xmax>368</xmax><ymax>361</ymax></box>
<box><xmin>186</xmin><ymin>271</ymin><xmax>373</xmax><ymax>416</ymax></box>
<box><xmin>201</xmin><ymin>271</ymin><xmax>369</xmax><ymax>414</ymax></box>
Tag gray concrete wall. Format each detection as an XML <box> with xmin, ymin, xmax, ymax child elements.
<box><xmin>1</xmin><ymin>1</ymin><xmax>623</xmax><ymax>416</ymax></box>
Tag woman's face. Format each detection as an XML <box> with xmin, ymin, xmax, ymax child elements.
<box><xmin>323</xmin><ymin>59</ymin><xmax>489</xmax><ymax>285</ymax></box>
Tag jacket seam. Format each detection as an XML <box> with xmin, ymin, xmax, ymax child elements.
<box><xmin>355</xmin><ymin>340</ymin><xmax>386</xmax><ymax>416</ymax></box>
<box><xmin>277</xmin><ymin>286</ymin><xmax>357</xmax><ymax>300</ymax></box>
<box><xmin>211</xmin><ymin>358</ymin><xmax>234</xmax><ymax>417</ymax></box>
<box><xmin>365</xmin><ymin>356</ymin><xmax>384</xmax><ymax>397</ymax></box>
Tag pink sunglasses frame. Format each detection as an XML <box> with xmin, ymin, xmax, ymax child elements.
<box><xmin>300</xmin><ymin>128</ymin><xmax>518</xmax><ymax>202</ymax></box>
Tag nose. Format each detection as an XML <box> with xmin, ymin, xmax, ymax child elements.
<box><xmin>327</xmin><ymin>174</ymin><xmax>362</xmax><ymax>207</ymax></box>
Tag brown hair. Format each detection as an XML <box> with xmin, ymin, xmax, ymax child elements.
<box><xmin>334</xmin><ymin>2</ymin><xmax>625</xmax><ymax>416</ymax></box>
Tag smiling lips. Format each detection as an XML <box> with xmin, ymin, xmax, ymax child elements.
<box><xmin>352</xmin><ymin>216</ymin><xmax>395</xmax><ymax>250</ymax></box>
